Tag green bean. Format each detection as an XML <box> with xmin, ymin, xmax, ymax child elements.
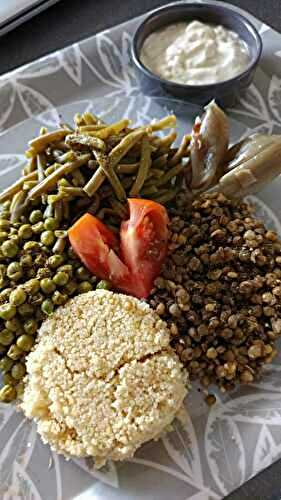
<box><xmin>78</xmin><ymin>124</ymin><xmax>106</xmax><ymax>132</ymax></box>
<box><xmin>65</xmin><ymin>134</ymin><xmax>106</xmax><ymax>152</ymax></box>
<box><xmin>71</xmin><ymin>168</ymin><xmax>85</xmax><ymax>187</ymax></box>
<box><xmin>168</xmin><ymin>135</ymin><xmax>190</xmax><ymax>167</ymax></box>
<box><xmin>28</xmin><ymin>154</ymin><xmax>91</xmax><ymax>199</ymax></box>
<box><xmin>86</xmin><ymin>119</ymin><xmax>130</xmax><ymax>139</ymax></box>
<box><xmin>54</xmin><ymin>150</ymin><xmax>76</xmax><ymax>164</ymax></box>
<box><xmin>84</xmin><ymin>130</ymin><xmax>144</xmax><ymax>197</ymax></box>
<box><xmin>116</xmin><ymin>163</ymin><xmax>139</xmax><ymax>174</ymax></box>
<box><xmin>82</xmin><ymin>111</ymin><xmax>99</xmax><ymax>125</ymax></box>
<box><xmin>152</xmin><ymin>154</ymin><xmax>168</xmax><ymax>169</ymax></box>
<box><xmin>62</xmin><ymin>200</ymin><xmax>70</xmax><ymax>220</ymax></box>
<box><xmin>59</xmin><ymin>186</ymin><xmax>86</xmax><ymax>197</ymax></box>
<box><xmin>0</xmin><ymin>171</ymin><xmax>36</xmax><ymax>203</ymax></box>
<box><xmin>37</xmin><ymin>153</ymin><xmax>46</xmax><ymax>183</ymax></box>
<box><xmin>109</xmin><ymin>199</ymin><xmax>128</xmax><ymax>219</ymax></box>
<box><xmin>152</xmin><ymin>130</ymin><xmax>177</xmax><ymax>152</ymax></box>
<box><xmin>23</xmin><ymin>181</ymin><xmax>37</xmax><ymax>191</ymax></box>
<box><xmin>146</xmin><ymin>115</ymin><xmax>177</xmax><ymax>132</ymax></box>
<box><xmin>54</xmin><ymin>201</ymin><xmax>63</xmax><ymax>222</ymax></box>
<box><xmin>28</xmin><ymin>129</ymin><xmax>70</xmax><ymax>154</ymax></box>
<box><xmin>10</xmin><ymin>191</ymin><xmax>27</xmax><ymax>223</ymax></box>
<box><xmin>156</xmin><ymin>163</ymin><xmax>185</xmax><ymax>187</ymax></box>
<box><xmin>151</xmin><ymin>188</ymin><xmax>178</xmax><ymax>204</ymax></box>
<box><xmin>130</xmin><ymin>135</ymin><xmax>152</xmax><ymax>196</ymax></box>
<box><xmin>140</xmin><ymin>185</ymin><xmax>158</xmax><ymax>196</ymax></box>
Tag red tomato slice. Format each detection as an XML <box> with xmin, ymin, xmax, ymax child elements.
<box><xmin>120</xmin><ymin>199</ymin><xmax>169</xmax><ymax>298</ymax></box>
<box><xmin>68</xmin><ymin>200</ymin><xmax>169</xmax><ymax>299</ymax></box>
<box><xmin>69</xmin><ymin>213</ymin><xmax>130</xmax><ymax>285</ymax></box>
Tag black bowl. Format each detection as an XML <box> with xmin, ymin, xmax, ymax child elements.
<box><xmin>131</xmin><ymin>1</ymin><xmax>262</xmax><ymax>107</ymax></box>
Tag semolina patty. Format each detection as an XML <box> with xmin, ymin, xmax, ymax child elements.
<box><xmin>21</xmin><ymin>290</ymin><xmax>187</xmax><ymax>466</ymax></box>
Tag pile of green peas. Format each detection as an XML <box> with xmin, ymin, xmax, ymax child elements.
<box><xmin>0</xmin><ymin>201</ymin><xmax>110</xmax><ymax>403</ymax></box>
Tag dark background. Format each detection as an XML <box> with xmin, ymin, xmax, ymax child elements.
<box><xmin>1</xmin><ymin>0</ymin><xmax>281</xmax><ymax>76</ymax></box>
<box><xmin>1</xmin><ymin>0</ymin><xmax>281</xmax><ymax>499</ymax></box>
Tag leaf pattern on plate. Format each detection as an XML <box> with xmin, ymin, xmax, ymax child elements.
<box><xmin>0</xmin><ymin>154</ymin><xmax>26</xmax><ymax>178</ymax></box>
<box><xmin>16</xmin><ymin>82</ymin><xmax>60</xmax><ymax>127</ymax></box>
<box><xmin>220</xmin><ymin>393</ymin><xmax>281</xmax><ymax>425</ymax></box>
<box><xmin>16</xmin><ymin>54</ymin><xmax>61</xmax><ymax>79</ymax></box>
<box><xmin>72</xmin><ymin>458</ymin><xmax>119</xmax><ymax>488</ymax></box>
<box><xmin>59</xmin><ymin>45</ymin><xmax>82</xmax><ymax>86</ymax></box>
<box><xmin>250</xmin><ymin>364</ymin><xmax>281</xmax><ymax>393</ymax></box>
<box><xmin>205</xmin><ymin>401</ymin><xmax>246</xmax><ymax>496</ymax></box>
<box><xmin>252</xmin><ymin>425</ymin><xmax>281</xmax><ymax>475</ymax></box>
<box><xmin>162</xmin><ymin>412</ymin><xmax>203</xmax><ymax>484</ymax></box>
<box><xmin>268</xmin><ymin>75</ymin><xmax>281</xmax><ymax>123</ymax></box>
<box><xmin>230</xmin><ymin>83</ymin><xmax>270</xmax><ymax>122</ymax></box>
<box><xmin>0</xmin><ymin>81</ymin><xmax>16</xmax><ymax>130</ymax></box>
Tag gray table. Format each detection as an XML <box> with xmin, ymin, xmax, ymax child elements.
<box><xmin>1</xmin><ymin>1</ymin><xmax>281</xmax><ymax>499</ymax></box>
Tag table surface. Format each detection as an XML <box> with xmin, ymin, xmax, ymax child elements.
<box><xmin>1</xmin><ymin>1</ymin><xmax>281</xmax><ymax>499</ymax></box>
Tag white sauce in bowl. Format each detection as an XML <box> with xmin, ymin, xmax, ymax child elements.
<box><xmin>140</xmin><ymin>20</ymin><xmax>250</xmax><ymax>85</ymax></box>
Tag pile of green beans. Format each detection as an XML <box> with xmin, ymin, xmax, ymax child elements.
<box><xmin>0</xmin><ymin>110</ymin><xmax>190</xmax><ymax>402</ymax></box>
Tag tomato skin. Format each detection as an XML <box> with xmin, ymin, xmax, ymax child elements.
<box><xmin>69</xmin><ymin>200</ymin><xmax>169</xmax><ymax>299</ymax></box>
<box><xmin>69</xmin><ymin>213</ymin><xmax>128</xmax><ymax>282</ymax></box>
<box><xmin>120</xmin><ymin>199</ymin><xmax>169</xmax><ymax>298</ymax></box>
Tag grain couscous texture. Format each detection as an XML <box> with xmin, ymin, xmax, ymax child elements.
<box><xmin>21</xmin><ymin>290</ymin><xmax>187</xmax><ymax>467</ymax></box>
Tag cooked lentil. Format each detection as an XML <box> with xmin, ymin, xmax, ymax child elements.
<box><xmin>149</xmin><ymin>193</ymin><xmax>281</xmax><ymax>392</ymax></box>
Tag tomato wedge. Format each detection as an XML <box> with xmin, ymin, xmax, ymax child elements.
<box><xmin>68</xmin><ymin>199</ymin><xmax>169</xmax><ymax>299</ymax></box>
<box><xmin>69</xmin><ymin>213</ymin><xmax>131</xmax><ymax>286</ymax></box>
<box><xmin>121</xmin><ymin>199</ymin><xmax>169</xmax><ymax>298</ymax></box>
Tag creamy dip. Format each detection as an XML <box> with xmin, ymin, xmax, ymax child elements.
<box><xmin>140</xmin><ymin>20</ymin><xmax>250</xmax><ymax>85</ymax></box>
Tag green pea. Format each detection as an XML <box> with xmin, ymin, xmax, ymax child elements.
<box><xmin>40</xmin><ymin>278</ymin><xmax>56</xmax><ymax>295</ymax></box>
<box><xmin>0</xmin><ymin>219</ymin><xmax>10</xmax><ymax>231</ymax></box>
<box><xmin>3</xmin><ymin>373</ymin><xmax>16</xmax><ymax>385</ymax></box>
<box><xmin>9</xmin><ymin>228</ymin><xmax>18</xmax><ymax>235</ymax></box>
<box><xmin>6</xmin><ymin>262</ymin><xmax>22</xmax><ymax>281</ymax></box>
<box><xmin>1</xmin><ymin>240</ymin><xmax>19</xmax><ymax>258</ymax></box>
<box><xmin>48</xmin><ymin>254</ymin><xmax>65</xmax><ymax>269</ymax></box>
<box><xmin>0</xmin><ymin>288</ymin><xmax>12</xmax><ymax>302</ymax></box>
<box><xmin>0</xmin><ymin>356</ymin><xmax>14</xmax><ymax>373</ymax></box>
<box><xmin>20</xmin><ymin>254</ymin><xmax>33</xmax><ymax>268</ymax></box>
<box><xmin>0</xmin><ymin>304</ymin><xmax>16</xmax><ymax>320</ymax></box>
<box><xmin>32</xmin><ymin>221</ymin><xmax>45</xmax><ymax>234</ymax></box>
<box><xmin>16</xmin><ymin>334</ymin><xmax>34</xmax><ymax>352</ymax></box>
<box><xmin>58</xmin><ymin>264</ymin><xmax>73</xmax><ymax>277</ymax></box>
<box><xmin>52</xmin><ymin>291</ymin><xmax>68</xmax><ymax>306</ymax></box>
<box><xmin>41</xmin><ymin>231</ymin><xmax>55</xmax><ymax>246</ymax></box>
<box><xmin>75</xmin><ymin>267</ymin><xmax>90</xmax><ymax>281</ymax></box>
<box><xmin>2</xmin><ymin>200</ymin><xmax>11</xmax><ymax>210</ymax></box>
<box><xmin>53</xmin><ymin>271</ymin><xmax>69</xmax><ymax>286</ymax></box>
<box><xmin>44</xmin><ymin>217</ymin><xmax>59</xmax><ymax>231</ymax></box>
<box><xmin>9</xmin><ymin>287</ymin><xmax>27</xmax><ymax>306</ymax></box>
<box><xmin>41</xmin><ymin>299</ymin><xmax>54</xmax><ymax>316</ymax></box>
<box><xmin>78</xmin><ymin>281</ymin><xmax>93</xmax><ymax>294</ymax></box>
<box><xmin>18</xmin><ymin>224</ymin><xmax>33</xmax><ymax>239</ymax></box>
<box><xmin>23</xmin><ymin>319</ymin><xmax>37</xmax><ymax>335</ymax></box>
<box><xmin>0</xmin><ymin>329</ymin><xmax>14</xmax><ymax>346</ymax></box>
<box><xmin>16</xmin><ymin>381</ymin><xmax>24</xmax><ymax>398</ymax></box>
<box><xmin>0</xmin><ymin>384</ymin><xmax>17</xmax><ymax>402</ymax></box>
<box><xmin>7</xmin><ymin>344</ymin><xmax>23</xmax><ymax>360</ymax></box>
<box><xmin>34</xmin><ymin>255</ymin><xmax>47</xmax><ymax>268</ymax></box>
<box><xmin>11</xmin><ymin>362</ymin><xmax>26</xmax><ymax>380</ymax></box>
<box><xmin>96</xmin><ymin>280</ymin><xmax>111</xmax><ymax>290</ymax></box>
<box><xmin>27</xmin><ymin>268</ymin><xmax>36</xmax><ymax>279</ymax></box>
<box><xmin>29</xmin><ymin>210</ymin><xmax>43</xmax><ymax>224</ymax></box>
<box><xmin>23</xmin><ymin>241</ymin><xmax>41</xmax><ymax>252</ymax></box>
<box><xmin>5</xmin><ymin>317</ymin><xmax>22</xmax><ymax>332</ymax></box>
<box><xmin>0</xmin><ymin>231</ymin><xmax>8</xmax><ymax>243</ymax></box>
<box><xmin>9</xmin><ymin>235</ymin><xmax>20</xmax><ymax>245</ymax></box>
<box><xmin>24</xmin><ymin>278</ymin><xmax>40</xmax><ymax>295</ymax></box>
<box><xmin>18</xmin><ymin>303</ymin><xmax>34</xmax><ymax>317</ymax></box>
<box><xmin>30</xmin><ymin>293</ymin><xmax>44</xmax><ymax>307</ymax></box>
<box><xmin>63</xmin><ymin>280</ymin><xmax>77</xmax><ymax>295</ymax></box>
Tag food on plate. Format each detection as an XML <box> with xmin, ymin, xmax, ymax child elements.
<box><xmin>69</xmin><ymin>199</ymin><xmax>169</xmax><ymax>298</ymax></box>
<box><xmin>140</xmin><ymin>20</ymin><xmax>250</xmax><ymax>85</ymax></box>
<box><xmin>0</xmin><ymin>103</ymin><xmax>281</xmax><ymax>405</ymax></box>
<box><xmin>149</xmin><ymin>192</ymin><xmax>281</xmax><ymax>392</ymax></box>
<box><xmin>21</xmin><ymin>290</ymin><xmax>187</xmax><ymax>466</ymax></box>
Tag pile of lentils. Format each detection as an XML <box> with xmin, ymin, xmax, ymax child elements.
<box><xmin>149</xmin><ymin>192</ymin><xmax>281</xmax><ymax>399</ymax></box>
<box><xmin>0</xmin><ymin>201</ymin><xmax>109</xmax><ymax>403</ymax></box>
